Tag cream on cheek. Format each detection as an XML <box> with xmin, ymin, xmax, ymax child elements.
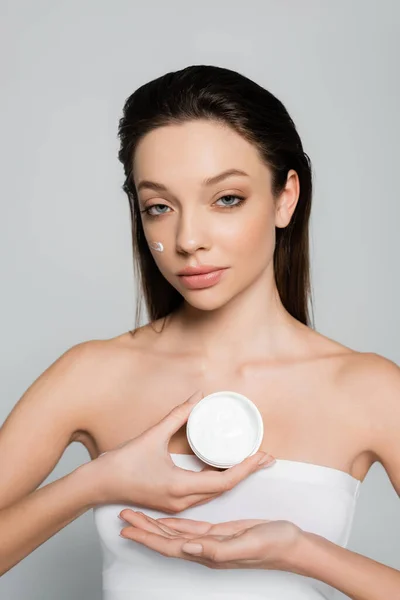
<box><xmin>141</xmin><ymin>216</ymin><xmax>167</xmax><ymax>253</ymax></box>
<box><xmin>149</xmin><ymin>241</ymin><xmax>164</xmax><ymax>252</ymax></box>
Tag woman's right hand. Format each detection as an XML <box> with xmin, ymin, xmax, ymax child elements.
<box><xmin>90</xmin><ymin>390</ymin><xmax>275</xmax><ymax>513</ymax></box>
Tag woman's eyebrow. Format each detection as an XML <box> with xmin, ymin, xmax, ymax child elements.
<box><xmin>136</xmin><ymin>168</ymin><xmax>250</xmax><ymax>193</ymax></box>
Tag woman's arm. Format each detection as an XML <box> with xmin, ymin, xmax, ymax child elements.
<box><xmin>0</xmin><ymin>341</ymin><xmax>107</xmax><ymax>576</ymax></box>
<box><xmin>288</xmin><ymin>531</ymin><xmax>400</xmax><ymax>600</ymax></box>
<box><xmin>287</xmin><ymin>354</ymin><xmax>400</xmax><ymax>600</ymax></box>
<box><xmin>0</xmin><ymin>463</ymin><xmax>99</xmax><ymax>576</ymax></box>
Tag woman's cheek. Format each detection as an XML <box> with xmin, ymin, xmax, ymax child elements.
<box><xmin>234</xmin><ymin>218</ymin><xmax>275</xmax><ymax>264</ymax></box>
<box><xmin>149</xmin><ymin>241</ymin><xmax>164</xmax><ymax>252</ymax></box>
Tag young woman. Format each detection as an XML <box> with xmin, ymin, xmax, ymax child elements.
<box><xmin>1</xmin><ymin>65</ymin><xmax>399</xmax><ymax>599</ymax></box>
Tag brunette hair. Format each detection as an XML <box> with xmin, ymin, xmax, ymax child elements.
<box><xmin>117</xmin><ymin>64</ymin><xmax>314</xmax><ymax>334</ymax></box>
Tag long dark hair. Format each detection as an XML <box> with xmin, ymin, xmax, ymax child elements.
<box><xmin>117</xmin><ymin>65</ymin><xmax>314</xmax><ymax>335</ymax></box>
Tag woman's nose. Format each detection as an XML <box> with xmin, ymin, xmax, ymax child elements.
<box><xmin>176</xmin><ymin>236</ymin><xmax>209</xmax><ymax>255</ymax></box>
<box><xmin>175</xmin><ymin>214</ymin><xmax>211</xmax><ymax>255</ymax></box>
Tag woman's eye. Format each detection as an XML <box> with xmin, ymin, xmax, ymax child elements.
<box><xmin>140</xmin><ymin>204</ymin><xmax>171</xmax><ymax>217</ymax></box>
<box><xmin>215</xmin><ymin>195</ymin><xmax>245</xmax><ymax>208</ymax></box>
<box><xmin>140</xmin><ymin>195</ymin><xmax>246</xmax><ymax>218</ymax></box>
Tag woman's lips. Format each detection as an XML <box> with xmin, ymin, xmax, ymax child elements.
<box><xmin>178</xmin><ymin>268</ymin><xmax>228</xmax><ymax>289</ymax></box>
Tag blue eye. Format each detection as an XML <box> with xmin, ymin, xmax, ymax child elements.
<box><xmin>215</xmin><ymin>195</ymin><xmax>245</xmax><ymax>208</ymax></box>
<box><xmin>140</xmin><ymin>195</ymin><xmax>246</xmax><ymax>218</ymax></box>
<box><xmin>140</xmin><ymin>204</ymin><xmax>171</xmax><ymax>217</ymax></box>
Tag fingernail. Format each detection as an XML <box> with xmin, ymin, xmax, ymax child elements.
<box><xmin>258</xmin><ymin>454</ymin><xmax>275</xmax><ymax>466</ymax></box>
<box><xmin>182</xmin><ymin>542</ymin><xmax>203</xmax><ymax>554</ymax></box>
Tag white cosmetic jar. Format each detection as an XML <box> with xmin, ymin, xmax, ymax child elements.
<box><xmin>186</xmin><ymin>391</ymin><xmax>264</xmax><ymax>469</ymax></box>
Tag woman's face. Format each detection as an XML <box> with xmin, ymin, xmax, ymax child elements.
<box><xmin>132</xmin><ymin>119</ymin><xmax>298</xmax><ymax>311</ymax></box>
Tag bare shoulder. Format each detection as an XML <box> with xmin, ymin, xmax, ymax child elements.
<box><xmin>72</xmin><ymin>324</ymin><xmax>167</xmax><ymax>390</ymax></box>
<box><xmin>0</xmin><ymin>337</ymin><xmax>132</xmax><ymax>509</ymax></box>
<box><xmin>65</xmin><ymin>329</ymin><xmax>156</xmax><ymax>400</ymax></box>
<box><xmin>53</xmin><ymin>336</ymin><xmax>141</xmax><ymax>384</ymax></box>
<box><xmin>73</xmin><ymin>322</ymin><xmax>162</xmax><ymax>371</ymax></box>
<box><xmin>16</xmin><ymin>336</ymin><xmax>136</xmax><ymax>420</ymax></box>
<box><xmin>336</xmin><ymin>350</ymin><xmax>399</xmax><ymax>397</ymax></box>
<box><xmin>69</xmin><ymin>322</ymin><xmax>176</xmax><ymax>403</ymax></box>
<box><xmin>337</xmin><ymin>351</ymin><xmax>400</xmax><ymax>493</ymax></box>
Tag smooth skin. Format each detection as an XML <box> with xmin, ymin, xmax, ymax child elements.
<box><xmin>1</xmin><ymin>120</ymin><xmax>399</xmax><ymax>597</ymax></box>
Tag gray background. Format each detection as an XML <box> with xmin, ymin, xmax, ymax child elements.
<box><xmin>1</xmin><ymin>0</ymin><xmax>399</xmax><ymax>598</ymax></box>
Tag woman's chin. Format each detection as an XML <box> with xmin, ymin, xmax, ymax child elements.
<box><xmin>181</xmin><ymin>290</ymin><xmax>233</xmax><ymax>311</ymax></box>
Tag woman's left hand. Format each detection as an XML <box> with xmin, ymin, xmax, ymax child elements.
<box><xmin>119</xmin><ymin>510</ymin><xmax>303</xmax><ymax>571</ymax></box>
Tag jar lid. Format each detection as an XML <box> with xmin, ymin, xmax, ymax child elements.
<box><xmin>186</xmin><ymin>391</ymin><xmax>264</xmax><ymax>468</ymax></box>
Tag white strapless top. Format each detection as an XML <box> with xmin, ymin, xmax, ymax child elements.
<box><xmin>93</xmin><ymin>452</ymin><xmax>361</xmax><ymax>600</ymax></box>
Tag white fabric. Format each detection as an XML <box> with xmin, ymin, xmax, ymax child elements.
<box><xmin>93</xmin><ymin>452</ymin><xmax>361</xmax><ymax>599</ymax></box>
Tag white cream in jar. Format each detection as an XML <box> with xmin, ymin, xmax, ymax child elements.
<box><xmin>186</xmin><ymin>391</ymin><xmax>264</xmax><ymax>468</ymax></box>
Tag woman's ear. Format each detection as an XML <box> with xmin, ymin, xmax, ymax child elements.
<box><xmin>275</xmin><ymin>170</ymin><xmax>300</xmax><ymax>228</ymax></box>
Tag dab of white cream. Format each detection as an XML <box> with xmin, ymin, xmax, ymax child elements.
<box><xmin>149</xmin><ymin>241</ymin><xmax>164</xmax><ymax>252</ymax></box>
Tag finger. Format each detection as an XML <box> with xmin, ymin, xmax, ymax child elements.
<box><xmin>121</xmin><ymin>510</ymin><xmax>205</xmax><ymax>539</ymax></box>
<box><xmin>182</xmin><ymin>450</ymin><xmax>273</xmax><ymax>494</ymax></box>
<box><xmin>156</xmin><ymin>518</ymin><xmax>266</xmax><ymax>537</ymax></box>
<box><xmin>128</xmin><ymin>512</ymin><xmax>188</xmax><ymax>537</ymax></box>
<box><xmin>120</xmin><ymin>526</ymin><xmax>188</xmax><ymax>558</ymax></box>
<box><xmin>201</xmin><ymin>519</ymin><xmax>268</xmax><ymax>536</ymax></box>
<box><xmin>156</xmin><ymin>518</ymin><xmax>213</xmax><ymax>535</ymax></box>
<box><xmin>182</xmin><ymin>533</ymin><xmax>254</xmax><ymax>562</ymax></box>
<box><xmin>140</xmin><ymin>514</ymin><xmax>182</xmax><ymax>536</ymax></box>
<box><xmin>155</xmin><ymin>390</ymin><xmax>204</xmax><ymax>440</ymax></box>
<box><xmin>120</xmin><ymin>511</ymin><xmax>169</xmax><ymax>536</ymax></box>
